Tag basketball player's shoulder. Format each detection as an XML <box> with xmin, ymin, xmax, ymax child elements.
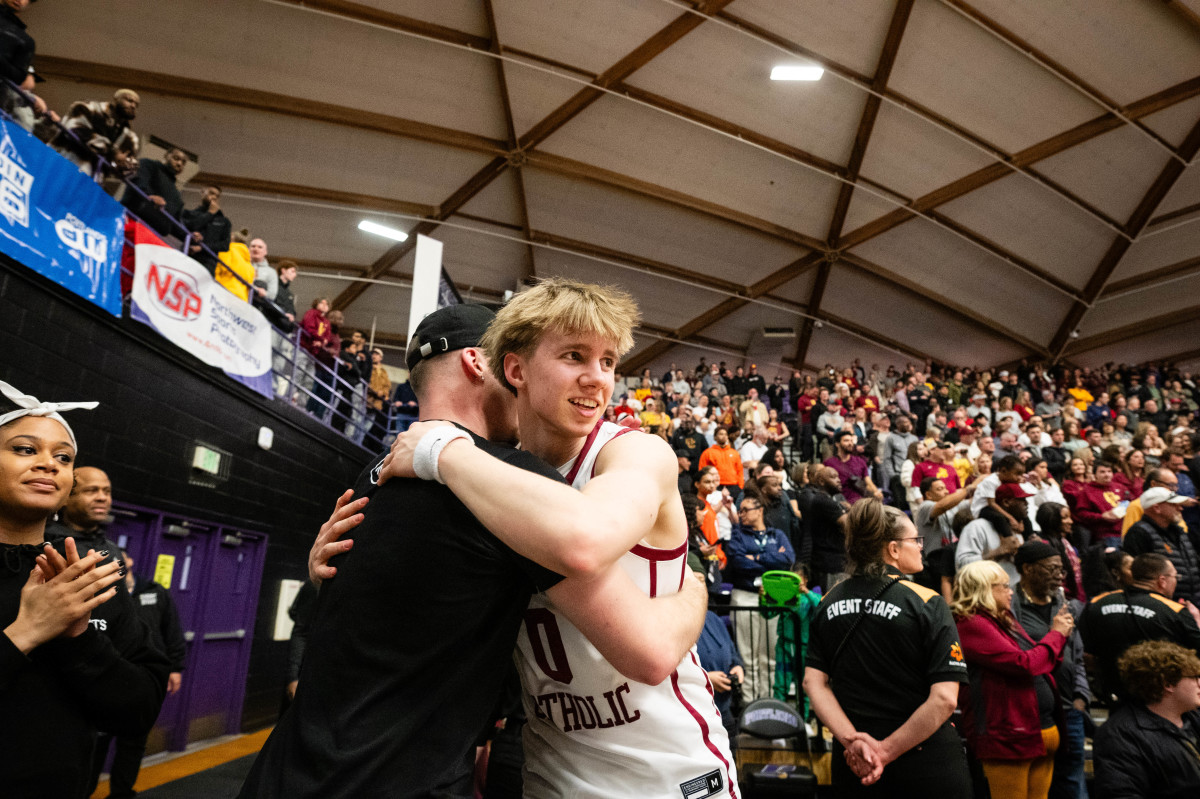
<box><xmin>597</xmin><ymin>424</ymin><xmax>675</xmax><ymax>471</ymax></box>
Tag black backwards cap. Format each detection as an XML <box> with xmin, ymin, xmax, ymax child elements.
<box><xmin>405</xmin><ymin>304</ymin><xmax>495</xmax><ymax>370</ymax></box>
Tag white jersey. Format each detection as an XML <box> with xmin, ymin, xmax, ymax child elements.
<box><xmin>517</xmin><ymin>421</ymin><xmax>738</xmax><ymax>799</ymax></box>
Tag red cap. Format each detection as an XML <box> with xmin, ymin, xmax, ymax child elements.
<box><xmin>995</xmin><ymin>482</ymin><xmax>1034</xmax><ymax>500</ymax></box>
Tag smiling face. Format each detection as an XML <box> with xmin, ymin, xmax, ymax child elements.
<box><xmin>506</xmin><ymin>327</ymin><xmax>615</xmax><ymax>460</ymax></box>
<box><xmin>62</xmin><ymin>466</ymin><xmax>112</xmax><ymax>529</ymax></box>
<box><xmin>0</xmin><ymin>417</ymin><xmax>76</xmax><ymax>529</ymax></box>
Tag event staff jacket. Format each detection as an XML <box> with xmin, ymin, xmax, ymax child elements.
<box><xmin>1124</xmin><ymin>518</ymin><xmax>1200</xmax><ymax>604</ymax></box>
<box><xmin>698</xmin><ymin>444</ymin><xmax>743</xmax><ymax>488</ymax></box>
<box><xmin>956</xmin><ymin>611</ymin><xmax>1065</xmax><ymax>760</ymax></box>
<box><xmin>1078</xmin><ymin>587</ymin><xmax>1200</xmax><ymax>700</ymax></box>
<box><xmin>807</xmin><ymin>565</ymin><xmax>968</xmax><ymax>741</ymax></box>
<box><xmin>1093</xmin><ymin>703</ymin><xmax>1200</xmax><ymax>799</ymax></box>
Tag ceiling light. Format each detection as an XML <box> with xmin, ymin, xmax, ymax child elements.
<box><xmin>358</xmin><ymin>220</ymin><xmax>408</xmax><ymax>242</ymax></box>
<box><xmin>771</xmin><ymin>65</ymin><xmax>823</xmax><ymax>81</ymax></box>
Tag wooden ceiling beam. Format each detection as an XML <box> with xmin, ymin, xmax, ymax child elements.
<box><xmin>619</xmin><ymin>251</ymin><xmax>826</xmax><ymax>373</ymax></box>
<box><xmin>1148</xmin><ymin>201</ymin><xmax>1200</xmax><ymax>229</ymax></box>
<box><xmin>528</xmin><ymin>230</ymin><xmax>743</xmax><ymax>294</ymax></box>
<box><xmin>1065</xmin><ymin>304</ymin><xmax>1200</xmax><ymax>357</ymax></box>
<box><xmin>1160</xmin><ymin>0</ymin><xmax>1200</xmax><ymax>36</ymax></box>
<box><xmin>516</xmin><ymin>0</ymin><xmax>738</xmax><ymax>151</ymax></box>
<box><xmin>192</xmin><ymin>172</ymin><xmax>436</xmax><ymax>218</ymax></box>
<box><xmin>1048</xmin><ymin>115</ymin><xmax>1200</xmax><ymax>356</ymax></box>
<box><xmin>837</xmin><ymin>75</ymin><xmax>1200</xmax><ymax>250</ymax></box>
<box><xmin>942</xmin><ymin>0</ymin><xmax>1184</xmax><ymax>158</ymax></box>
<box><xmin>1100</xmin><ymin>254</ymin><xmax>1200</xmax><ymax>298</ymax></box>
<box><xmin>820</xmin><ymin>311</ymin><xmax>932</xmax><ymax>362</ymax></box>
<box><xmin>35</xmin><ymin>56</ymin><xmax>507</xmax><ymax>156</ymax></box>
<box><xmin>1155</xmin><ymin>345</ymin><xmax>1200</xmax><ymax>365</ymax></box>
<box><xmin>836</xmin><ymin>251</ymin><xmax>1047</xmax><ymax>356</ymax></box>
<box><xmin>525</xmin><ymin>152</ymin><xmax>827</xmax><ymax>251</ymax></box>
<box><xmin>270</xmin><ymin>0</ymin><xmax>491</xmax><ymax>49</ymax></box>
<box><xmin>797</xmin><ymin>0</ymin><xmax>914</xmax><ymax>370</ymax></box>
<box><xmin>482</xmin><ymin>0</ymin><xmax>535</xmax><ymax>281</ymax></box>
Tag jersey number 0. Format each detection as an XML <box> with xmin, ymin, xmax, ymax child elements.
<box><xmin>525</xmin><ymin>608</ymin><xmax>574</xmax><ymax>684</ymax></box>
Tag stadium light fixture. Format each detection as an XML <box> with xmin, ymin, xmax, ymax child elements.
<box><xmin>358</xmin><ymin>220</ymin><xmax>408</xmax><ymax>242</ymax></box>
<box><xmin>770</xmin><ymin>65</ymin><xmax>824</xmax><ymax>81</ymax></box>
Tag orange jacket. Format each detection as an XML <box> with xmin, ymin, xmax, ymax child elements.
<box><xmin>699</xmin><ymin>444</ymin><xmax>743</xmax><ymax>488</ymax></box>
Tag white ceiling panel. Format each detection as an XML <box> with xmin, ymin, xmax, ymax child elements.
<box><xmin>30</xmin><ymin>0</ymin><xmax>510</xmax><ymax>140</ymax></box>
<box><xmin>523</xmin><ymin>168</ymin><xmax>809</xmax><ymax>288</ymax></box>
<box><xmin>500</xmin><ymin>57</ymin><xmax>596</xmax><ymax>140</ymax></box>
<box><xmin>1073</xmin><ymin>317</ymin><xmax>1200</xmax><ymax>369</ymax></box>
<box><xmin>806</xmin><ymin>325</ymin><xmax>911</xmax><ymax>373</ymax></box>
<box><xmin>433</xmin><ymin>218</ymin><xmax>529</xmax><ymax>294</ymax></box>
<box><xmin>1079</xmin><ymin>272</ymin><xmax>1200</xmax><ymax>339</ymax></box>
<box><xmin>764</xmin><ymin>268</ymin><xmax>820</xmax><ymax>309</ymax></box>
<box><xmin>625</xmin><ymin>20</ymin><xmax>867</xmax><ymax>167</ymax></box>
<box><xmin>1107</xmin><ymin>223</ymin><xmax>1200</xmax><ymax>284</ymax></box>
<box><xmin>821</xmin><ymin>268</ymin><xmax>1024</xmax><ymax>366</ymax></box>
<box><xmin>344</xmin><ymin>282</ymin><xmax>415</xmax><ymax>341</ymax></box>
<box><xmin>888</xmin><ymin>0</ymin><xmax>1103</xmax><ymax>155</ymax></box>
<box><xmin>493</xmin><ymin>0</ymin><xmax>681</xmax><ymax>76</ymax></box>
<box><xmin>1154</xmin><ymin>163</ymin><xmax>1200</xmax><ymax>219</ymax></box>
<box><xmin>540</xmin><ymin>94</ymin><xmax>840</xmax><ymax>240</ymax></box>
<box><xmin>857</xmin><ymin>100</ymin><xmax>996</xmax><ymax>201</ymax></box>
<box><xmin>355</xmin><ymin>0</ymin><xmax>490</xmax><ymax>37</ymax></box>
<box><xmin>534</xmin><ymin>251</ymin><xmax>727</xmax><ymax>334</ymax></box>
<box><xmin>1142</xmin><ymin>94</ymin><xmax>1200</xmax><ymax>148</ymax></box>
<box><xmin>36</xmin><ymin>80</ymin><xmax>493</xmax><ymax>207</ymax></box>
<box><xmin>731</xmin><ymin>0</ymin><xmax>900</xmax><ymax>78</ymax></box>
<box><xmin>936</xmin><ymin>173</ymin><xmax>1115</xmax><ymax>290</ymax></box>
<box><xmin>1033</xmin><ymin>124</ymin><xmax>1170</xmax><ymax>224</ymax></box>
<box><xmin>840</xmin><ymin>189</ymin><xmax>901</xmax><ymax>239</ymax></box>
<box><xmin>702</xmin><ymin>301</ymin><xmax>808</xmax><ymax>351</ymax></box>
<box><xmin>965</xmin><ymin>0</ymin><xmax>1200</xmax><ymax>106</ymax></box>
<box><xmin>850</xmin><ymin>222</ymin><xmax>1070</xmax><ymax>344</ymax></box>
<box><xmin>456</xmin><ymin>168</ymin><xmax>528</xmax><ymax>229</ymax></box>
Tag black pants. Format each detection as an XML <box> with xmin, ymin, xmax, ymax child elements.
<box><xmin>831</xmin><ymin>722</ymin><xmax>972</xmax><ymax>798</ymax></box>
<box><xmin>88</xmin><ymin>731</ymin><xmax>147</xmax><ymax>799</ymax></box>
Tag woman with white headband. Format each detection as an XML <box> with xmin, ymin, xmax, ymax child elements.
<box><xmin>0</xmin><ymin>381</ymin><xmax>170</xmax><ymax>798</ymax></box>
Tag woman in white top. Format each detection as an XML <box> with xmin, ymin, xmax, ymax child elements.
<box><xmin>902</xmin><ymin>440</ymin><xmax>928</xmax><ymax>508</ymax></box>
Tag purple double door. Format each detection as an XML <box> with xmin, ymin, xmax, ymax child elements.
<box><xmin>107</xmin><ymin>502</ymin><xmax>268</xmax><ymax>752</ymax></box>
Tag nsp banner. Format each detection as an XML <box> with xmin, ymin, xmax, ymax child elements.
<box><xmin>0</xmin><ymin>115</ymin><xmax>125</xmax><ymax>316</ymax></box>
<box><xmin>130</xmin><ymin>243</ymin><xmax>273</xmax><ymax>398</ymax></box>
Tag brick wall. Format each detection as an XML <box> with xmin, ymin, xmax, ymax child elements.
<box><xmin>0</xmin><ymin>256</ymin><xmax>370</xmax><ymax>730</ymax></box>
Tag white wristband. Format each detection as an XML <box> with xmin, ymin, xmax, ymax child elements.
<box><xmin>412</xmin><ymin>427</ymin><xmax>472</xmax><ymax>483</ymax></box>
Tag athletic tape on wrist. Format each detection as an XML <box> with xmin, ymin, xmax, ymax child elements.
<box><xmin>412</xmin><ymin>427</ymin><xmax>472</xmax><ymax>483</ymax></box>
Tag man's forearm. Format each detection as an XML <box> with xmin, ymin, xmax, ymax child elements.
<box><xmin>879</xmin><ymin>683</ymin><xmax>957</xmax><ymax>763</ymax></box>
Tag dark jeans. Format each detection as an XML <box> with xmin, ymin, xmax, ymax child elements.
<box><xmin>831</xmin><ymin>723</ymin><xmax>971</xmax><ymax>798</ymax></box>
<box><xmin>88</xmin><ymin>731</ymin><xmax>147</xmax><ymax>799</ymax></box>
<box><xmin>1050</xmin><ymin>707</ymin><xmax>1087</xmax><ymax>799</ymax></box>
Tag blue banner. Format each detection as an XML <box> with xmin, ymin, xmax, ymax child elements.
<box><xmin>0</xmin><ymin>116</ymin><xmax>125</xmax><ymax>316</ymax></box>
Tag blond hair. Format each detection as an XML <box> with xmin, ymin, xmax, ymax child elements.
<box><xmin>950</xmin><ymin>560</ymin><xmax>1008</xmax><ymax>619</ymax></box>
<box><xmin>480</xmin><ymin>277</ymin><xmax>639</xmax><ymax>394</ymax></box>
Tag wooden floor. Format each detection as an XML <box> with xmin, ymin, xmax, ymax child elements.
<box><xmin>89</xmin><ymin>728</ymin><xmax>273</xmax><ymax>799</ymax></box>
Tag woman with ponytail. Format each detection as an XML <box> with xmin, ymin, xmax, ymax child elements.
<box><xmin>803</xmin><ymin>499</ymin><xmax>971</xmax><ymax>794</ymax></box>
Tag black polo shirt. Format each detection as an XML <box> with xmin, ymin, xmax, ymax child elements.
<box><xmin>1078</xmin><ymin>587</ymin><xmax>1200</xmax><ymax>699</ymax></box>
<box><xmin>240</xmin><ymin>428</ymin><xmax>564</xmax><ymax>798</ymax></box>
<box><xmin>807</xmin><ymin>565</ymin><xmax>968</xmax><ymax>739</ymax></box>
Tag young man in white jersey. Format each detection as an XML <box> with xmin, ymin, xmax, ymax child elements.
<box><xmin>382</xmin><ymin>278</ymin><xmax>738</xmax><ymax>799</ymax></box>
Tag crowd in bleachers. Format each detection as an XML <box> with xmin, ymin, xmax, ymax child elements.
<box><xmin>637</xmin><ymin>356</ymin><xmax>1200</xmax><ymax>797</ymax></box>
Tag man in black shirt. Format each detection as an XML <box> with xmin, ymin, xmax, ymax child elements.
<box><xmin>1078</xmin><ymin>553</ymin><xmax>1200</xmax><ymax>700</ymax></box>
<box><xmin>123</xmin><ymin>147</ymin><xmax>187</xmax><ymax>238</ymax></box>
<box><xmin>799</xmin><ymin>466</ymin><xmax>848</xmax><ymax>590</ymax></box>
<box><xmin>240</xmin><ymin>305</ymin><xmax>705</xmax><ymax>798</ymax></box>
<box><xmin>182</xmin><ymin>184</ymin><xmax>232</xmax><ymax>269</ymax></box>
<box><xmin>1124</xmin><ymin>487</ymin><xmax>1200</xmax><ymax>605</ymax></box>
<box><xmin>670</xmin><ymin>407</ymin><xmax>705</xmax><ymax>479</ymax></box>
<box><xmin>44</xmin><ymin>466</ymin><xmax>124</xmax><ymax>585</ymax></box>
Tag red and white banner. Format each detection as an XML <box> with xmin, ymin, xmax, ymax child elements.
<box><xmin>129</xmin><ymin>243</ymin><xmax>273</xmax><ymax>398</ymax></box>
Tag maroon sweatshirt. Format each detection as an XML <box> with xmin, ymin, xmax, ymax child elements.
<box><xmin>1071</xmin><ymin>481</ymin><xmax>1123</xmax><ymax>540</ymax></box>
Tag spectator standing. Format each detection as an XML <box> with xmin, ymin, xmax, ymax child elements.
<box><xmin>738</xmin><ymin>425</ymin><xmax>769</xmax><ymax>483</ymax></box>
<box><xmin>1123</xmin><ymin>487</ymin><xmax>1200</xmax><ymax>604</ymax></box>
<box><xmin>699</xmin><ymin>426</ymin><xmax>743</xmax><ymax>492</ymax></box>
<box><xmin>1036</xmin><ymin>391</ymin><xmax>1063</xmax><ymax>430</ymax></box>
<box><xmin>879</xmin><ymin>416</ymin><xmax>917</xmax><ymax>506</ymax></box>
<box><xmin>901</xmin><ymin>440</ymin><xmax>927</xmax><ymax>509</ymax></box>
<box><xmin>800</xmin><ymin>465</ymin><xmax>849</xmax><ymax>590</ymax></box>
<box><xmin>1092</xmin><ymin>640</ymin><xmax>1200</xmax><ymax>799</ymax></box>
<box><xmin>43</xmin><ymin>466</ymin><xmax>123</xmax><ymax>580</ymax></box>
<box><xmin>726</xmin><ymin>497</ymin><xmax>794</xmax><ymax>701</ymax></box>
<box><xmin>739</xmin><ymin>387</ymin><xmax>769</xmax><ymax>429</ymax></box>
<box><xmin>182</xmin><ymin>185</ymin><xmax>232</xmax><ymax>268</ymax></box>
<box><xmin>957</xmin><ymin>482</ymin><xmax>1030</xmax><ymax>586</ymax></box>
<box><xmin>1078</xmin><ymin>553</ymin><xmax>1200</xmax><ymax>701</ymax></box>
<box><xmin>1010</xmin><ymin>543</ymin><xmax>1091</xmax><ymax>799</ymax></box>
<box><xmin>1032</xmin><ymin>503</ymin><xmax>1085</xmax><ymax>601</ymax></box>
<box><xmin>804</xmin><ymin>501</ymin><xmax>971</xmax><ymax>795</ymax></box>
<box><xmin>366</xmin><ymin>348</ymin><xmax>391</xmax><ymax>446</ymax></box>
<box><xmin>825</xmin><ymin>430</ymin><xmax>881</xmax><ymax>505</ymax></box>
<box><xmin>1072</xmin><ymin>462</ymin><xmax>1124</xmax><ymax>545</ymax></box>
<box><xmin>0</xmin><ymin>0</ymin><xmax>52</xmax><ymax>130</ymax></box>
<box><xmin>249</xmin><ymin>238</ymin><xmax>276</xmax><ymax>301</ymax></box>
<box><xmin>89</xmin><ymin>551</ymin><xmax>187</xmax><ymax>799</ymax></box>
<box><xmin>216</xmin><ymin>229</ymin><xmax>255</xmax><ymax>302</ymax></box>
<box><xmin>911</xmin><ymin>440</ymin><xmax>960</xmax><ymax>494</ymax></box>
<box><xmin>952</xmin><ymin>560</ymin><xmax>1072</xmax><ymax>799</ymax></box>
<box><xmin>123</xmin><ymin>147</ymin><xmax>187</xmax><ymax>238</ymax></box>
<box><xmin>695</xmin><ymin>604</ymin><xmax>745</xmax><ymax>739</ymax></box>
<box><xmin>270</xmin><ymin>260</ymin><xmax>299</xmax><ymax>397</ymax></box>
<box><xmin>55</xmin><ymin>88</ymin><xmax>140</xmax><ymax>180</ymax></box>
